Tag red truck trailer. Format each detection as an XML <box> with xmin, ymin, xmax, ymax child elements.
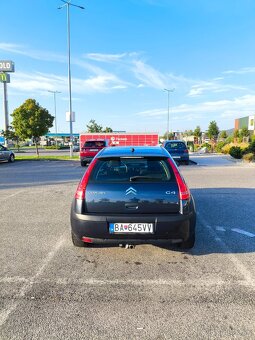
<box><xmin>80</xmin><ymin>132</ymin><xmax>159</xmax><ymax>147</ymax></box>
<box><xmin>79</xmin><ymin>132</ymin><xmax>159</xmax><ymax>166</ymax></box>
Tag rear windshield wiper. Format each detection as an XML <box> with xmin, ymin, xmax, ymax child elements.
<box><xmin>129</xmin><ymin>176</ymin><xmax>160</xmax><ymax>181</ymax></box>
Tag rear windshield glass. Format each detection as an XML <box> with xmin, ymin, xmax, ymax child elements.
<box><xmin>165</xmin><ymin>142</ymin><xmax>186</xmax><ymax>149</ymax></box>
<box><xmin>84</xmin><ymin>141</ymin><xmax>106</xmax><ymax>148</ymax></box>
<box><xmin>89</xmin><ymin>157</ymin><xmax>174</xmax><ymax>183</ymax></box>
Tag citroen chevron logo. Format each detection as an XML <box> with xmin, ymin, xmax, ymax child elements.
<box><xmin>125</xmin><ymin>187</ymin><xmax>137</xmax><ymax>195</ymax></box>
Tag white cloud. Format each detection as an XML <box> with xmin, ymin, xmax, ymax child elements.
<box><xmin>135</xmin><ymin>95</ymin><xmax>255</xmax><ymax>122</ymax></box>
<box><xmin>85</xmin><ymin>53</ymin><xmax>128</xmax><ymax>62</ymax></box>
<box><xmin>223</xmin><ymin>67</ymin><xmax>255</xmax><ymax>75</ymax></box>
<box><xmin>9</xmin><ymin>71</ymin><xmax>129</xmax><ymax>95</ymax></box>
<box><xmin>188</xmin><ymin>80</ymin><xmax>247</xmax><ymax>97</ymax></box>
<box><xmin>131</xmin><ymin>60</ymin><xmax>167</xmax><ymax>89</ymax></box>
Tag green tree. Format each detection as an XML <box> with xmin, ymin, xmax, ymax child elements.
<box><xmin>193</xmin><ymin>126</ymin><xmax>202</xmax><ymax>144</ymax></box>
<box><xmin>86</xmin><ymin>119</ymin><xmax>103</xmax><ymax>133</ymax></box>
<box><xmin>233</xmin><ymin>129</ymin><xmax>240</xmax><ymax>141</ymax></box>
<box><xmin>193</xmin><ymin>126</ymin><xmax>202</xmax><ymax>138</ymax></box>
<box><xmin>1</xmin><ymin>126</ymin><xmax>20</xmax><ymax>150</ymax></box>
<box><xmin>240</xmin><ymin>127</ymin><xmax>250</xmax><ymax>139</ymax></box>
<box><xmin>183</xmin><ymin>129</ymin><xmax>194</xmax><ymax>137</ymax></box>
<box><xmin>163</xmin><ymin>131</ymin><xmax>174</xmax><ymax>140</ymax></box>
<box><xmin>219</xmin><ymin>130</ymin><xmax>227</xmax><ymax>139</ymax></box>
<box><xmin>207</xmin><ymin>121</ymin><xmax>219</xmax><ymax>141</ymax></box>
<box><xmin>11</xmin><ymin>99</ymin><xmax>54</xmax><ymax>156</ymax></box>
<box><xmin>104</xmin><ymin>126</ymin><xmax>113</xmax><ymax>133</ymax></box>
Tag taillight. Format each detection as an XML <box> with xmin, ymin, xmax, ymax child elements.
<box><xmin>75</xmin><ymin>158</ymin><xmax>98</xmax><ymax>200</ymax></box>
<box><xmin>167</xmin><ymin>158</ymin><xmax>190</xmax><ymax>200</ymax></box>
<box><xmin>184</xmin><ymin>149</ymin><xmax>189</xmax><ymax>153</ymax></box>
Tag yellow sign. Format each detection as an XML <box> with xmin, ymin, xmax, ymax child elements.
<box><xmin>0</xmin><ymin>73</ymin><xmax>10</xmax><ymax>83</ymax></box>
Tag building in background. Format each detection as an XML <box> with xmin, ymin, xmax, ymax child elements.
<box><xmin>235</xmin><ymin>115</ymin><xmax>255</xmax><ymax>135</ymax></box>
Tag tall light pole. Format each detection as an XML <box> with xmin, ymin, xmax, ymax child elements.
<box><xmin>48</xmin><ymin>90</ymin><xmax>61</xmax><ymax>138</ymax></box>
<box><xmin>58</xmin><ymin>0</ymin><xmax>84</xmax><ymax>157</ymax></box>
<box><xmin>164</xmin><ymin>88</ymin><xmax>175</xmax><ymax>140</ymax></box>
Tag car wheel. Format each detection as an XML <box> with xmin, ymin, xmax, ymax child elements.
<box><xmin>71</xmin><ymin>232</ymin><xmax>89</xmax><ymax>247</ymax></box>
<box><xmin>81</xmin><ymin>161</ymin><xmax>87</xmax><ymax>167</ymax></box>
<box><xmin>184</xmin><ymin>160</ymin><xmax>189</xmax><ymax>165</ymax></box>
<box><xmin>8</xmin><ymin>154</ymin><xmax>15</xmax><ymax>163</ymax></box>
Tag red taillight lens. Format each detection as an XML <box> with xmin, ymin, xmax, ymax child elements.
<box><xmin>184</xmin><ymin>149</ymin><xmax>189</xmax><ymax>153</ymax></box>
<box><xmin>75</xmin><ymin>158</ymin><xmax>98</xmax><ymax>200</ymax></box>
<box><xmin>167</xmin><ymin>158</ymin><xmax>190</xmax><ymax>200</ymax></box>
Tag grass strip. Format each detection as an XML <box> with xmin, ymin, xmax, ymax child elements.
<box><xmin>15</xmin><ymin>155</ymin><xmax>79</xmax><ymax>161</ymax></box>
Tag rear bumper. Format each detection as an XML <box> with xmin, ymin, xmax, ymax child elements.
<box><xmin>71</xmin><ymin>205</ymin><xmax>196</xmax><ymax>244</ymax></box>
<box><xmin>80</xmin><ymin>156</ymin><xmax>94</xmax><ymax>163</ymax></box>
<box><xmin>173</xmin><ymin>155</ymin><xmax>189</xmax><ymax>162</ymax></box>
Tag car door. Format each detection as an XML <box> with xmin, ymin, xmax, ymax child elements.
<box><xmin>0</xmin><ymin>145</ymin><xmax>5</xmax><ymax>161</ymax></box>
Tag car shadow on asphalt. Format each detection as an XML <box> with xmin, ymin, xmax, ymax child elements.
<box><xmin>158</xmin><ymin>188</ymin><xmax>255</xmax><ymax>255</ymax></box>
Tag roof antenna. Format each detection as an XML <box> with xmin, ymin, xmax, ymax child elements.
<box><xmin>131</xmin><ymin>147</ymin><xmax>135</xmax><ymax>153</ymax></box>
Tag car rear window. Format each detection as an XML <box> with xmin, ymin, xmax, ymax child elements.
<box><xmin>165</xmin><ymin>142</ymin><xmax>186</xmax><ymax>149</ymax></box>
<box><xmin>84</xmin><ymin>141</ymin><xmax>106</xmax><ymax>148</ymax></box>
<box><xmin>89</xmin><ymin>157</ymin><xmax>175</xmax><ymax>183</ymax></box>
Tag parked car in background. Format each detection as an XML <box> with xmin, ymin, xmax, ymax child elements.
<box><xmin>71</xmin><ymin>146</ymin><xmax>196</xmax><ymax>249</ymax></box>
<box><xmin>80</xmin><ymin>139</ymin><xmax>109</xmax><ymax>166</ymax></box>
<box><xmin>162</xmin><ymin>140</ymin><xmax>189</xmax><ymax>165</ymax></box>
<box><xmin>73</xmin><ymin>144</ymin><xmax>80</xmax><ymax>152</ymax></box>
<box><xmin>0</xmin><ymin>145</ymin><xmax>15</xmax><ymax>163</ymax></box>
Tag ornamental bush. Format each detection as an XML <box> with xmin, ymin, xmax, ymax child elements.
<box><xmin>242</xmin><ymin>153</ymin><xmax>255</xmax><ymax>162</ymax></box>
<box><xmin>200</xmin><ymin>143</ymin><xmax>212</xmax><ymax>151</ymax></box>
<box><xmin>229</xmin><ymin>146</ymin><xmax>243</xmax><ymax>159</ymax></box>
<box><xmin>215</xmin><ymin>141</ymin><xmax>226</xmax><ymax>153</ymax></box>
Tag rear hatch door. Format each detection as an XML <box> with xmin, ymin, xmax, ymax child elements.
<box><xmin>85</xmin><ymin>157</ymin><xmax>180</xmax><ymax>214</ymax></box>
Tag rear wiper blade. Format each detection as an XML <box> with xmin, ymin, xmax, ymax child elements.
<box><xmin>129</xmin><ymin>176</ymin><xmax>158</xmax><ymax>181</ymax></box>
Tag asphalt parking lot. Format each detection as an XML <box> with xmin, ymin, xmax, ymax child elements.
<box><xmin>0</xmin><ymin>157</ymin><xmax>255</xmax><ymax>340</ymax></box>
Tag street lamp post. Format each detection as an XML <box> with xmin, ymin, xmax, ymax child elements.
<box><xmin>164</xmin><ymin>88</ymin><xmax>175</xmax><ymax>140</ymax></box>
<box><xmin>58</xmin><ymin>0</ymin><xmax>84</xmax><ymax>157</ymax></box>
<box><xmin>48</xmin><ymin>90</ymin><xmax>61</xmax><ymax>141</ymax></box>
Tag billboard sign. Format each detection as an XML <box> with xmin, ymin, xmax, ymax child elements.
<box><xmin>0</xmin><ymin>73</ymin><xmax>10</xmax><ymax>83</ymax></box>
<box><xmin>0</xmin><ymin>60</ymin><xmax>15</xmax><ymax>72</ymax></box>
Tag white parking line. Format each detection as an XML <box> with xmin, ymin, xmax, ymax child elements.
<box><xmin>0</xmin><ymin>190</ymin><xmax>24</xmax><ymax>202</ymax></box>
<box><xmin>1</xmin><ymin>277</ymin><xmax>254</xmax><ymax>288</ymax></box>
<box><xmin>198</xmin><ymin>215</ymin><xmax>255</xmax><ymax>287</ymax></box>
<box><xmin>231</xmin><ymin>228</ymin><xmax>255</xmax><ymax>238</ymax></box>
<box><xmin>0</xmin><ymin>235</ymin><xmax>66</xmax><ymax>327</ymax></box>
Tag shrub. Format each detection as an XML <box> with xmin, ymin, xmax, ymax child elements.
<box><xmin>248</xmin><ymin>140</ymin><xmax>255</xmax><ymax>153</ymax></box>
<box><xmin>242</xmin><ymin>153</ymin><xmax>255</xmax><ymax>162</ymax></box>
<box><xmin>194</xmin><ymin>144</ymin><xmax>200</xmax><ymax>151</ymax></box>
<box><xmin>215</xmin><ymin>141</ymin><xmax>226</xmax><ymax>153</ymax></box>
<box><xmin>222</xmin><ymin>142</ymin><xmax>249</xmax><ymax>155</ymax></box>
<box><xmin>200</xmin><ymin>143</ymin><xmax>212</xmax><ymax>151</ymax></box>
<box><xmin>229</xmin><ymin>146</ymin><xmax>243</xmax><ymax>159</ymax></box>
<box><xmin>44</xmin><ymin>145</ymin><xmax>61</xmax><ymax>150</ymax></box>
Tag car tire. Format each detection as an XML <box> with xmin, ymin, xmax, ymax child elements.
<box><xmin>81</xmin><ymin>161</ymin><xmax>87</xmax><ymax>167</ymax></box>
<box><xmin>184</xmin><ymin>160</ymin><xmax>189</xmax><ymax>165</ymax></box>
<box><xmin>71</xmin><ymin>232</ymin><xmax>89</xmax><ymax>247</ymax></box>
<box><xmin>8</xmin><ymin>154</ymin><xmax>15</xmax><ymax>163</ymax></box>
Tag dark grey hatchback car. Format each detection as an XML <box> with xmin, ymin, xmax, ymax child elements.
<box><xmin>71</xmin><ymin>146</ymin><xmax>196</xmax><ymax>249</ymax></box>
<box><xmin>0</xmin><ymin>145</ymin><xmax>15</xmax><ymax>163</ymax></box>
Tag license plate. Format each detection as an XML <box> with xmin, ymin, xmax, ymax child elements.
<box><xmin>109</xmin><ymin>223</ymin><xmax>154</xmax><ymax>234</ymax></box>
<box><xmin>90</xmin><ymin>148</ymin><xmax>98</xmax><ymax>151</ymax></box>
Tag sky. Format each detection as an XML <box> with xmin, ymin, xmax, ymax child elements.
<box><xmin>1</xmin><ymin>0</ymin><xmax>255</xmax><ymax>135</ymax></box>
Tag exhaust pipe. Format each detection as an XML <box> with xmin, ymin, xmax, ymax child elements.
<box><xmin>119</xmin><ymin>244</ymin><xmax>135</xmax><ymax>249</ymax></box>
<box><xmin>125</xmin><ymin>244</ymin><xmax>134</xmax><ymax>249</ymax></box>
